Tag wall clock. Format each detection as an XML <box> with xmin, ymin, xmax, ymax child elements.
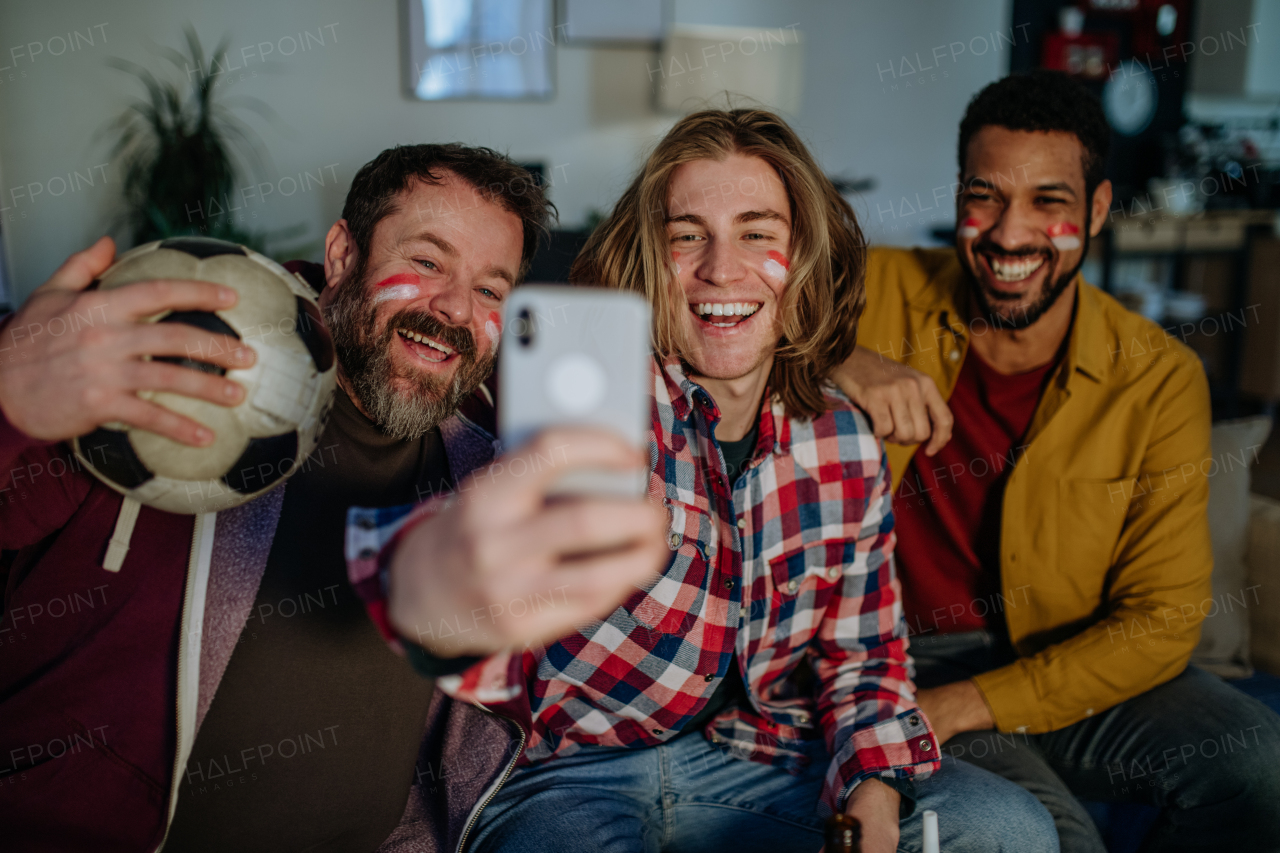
<box><xmin>1103</xmin><ymin>60</ymin><xmax>1158</xmax><ymax>136</ymax></box>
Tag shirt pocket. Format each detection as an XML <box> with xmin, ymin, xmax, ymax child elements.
<box><xmin>770</xmin><ymin>540</ymin><xmax>857</xmax><ymax>593</ymax></box>
<box><xmin>765</xmin><ymin>540</ymin><xmax>847</xmax><ymax>638</ymax></box>
<box><xmin>1057</xmin><ymin>478</ymin><xmax>1130</xmax><ymax>594</ymax></box>
<box><xmin>625</xmin><ymin>498</ymin><xmax>713</xmax><ymax>637</ymax></box>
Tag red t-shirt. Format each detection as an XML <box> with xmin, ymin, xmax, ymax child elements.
<box><xmin>894</xmin><ymin>347</ymin><xmax>1058</xmax><ymax>636</ymax></box>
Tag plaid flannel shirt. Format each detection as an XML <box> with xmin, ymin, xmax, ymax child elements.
<box><xmin>347</xmin><ymin>356</ymin><xmax>938</xmax><ymax>813</ymax></box>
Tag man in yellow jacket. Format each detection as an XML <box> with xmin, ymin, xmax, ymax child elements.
<box><xmin>835</xmin><ymin>70</ymin><xmax>1280</xmax><ymax>852</ymax></box>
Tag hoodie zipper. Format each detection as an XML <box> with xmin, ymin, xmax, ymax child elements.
<box><xmin>454</xmin><ymin>707</ymin><xmax>526</xmax><ymax>853</ymax></box>
<box><xmin>154</xmin><ymin>512</ymin><xmax>216</xmax><ymax>852</ymax></box>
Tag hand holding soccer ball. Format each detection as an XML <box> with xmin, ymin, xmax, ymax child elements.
<box><xmin>0</xmin><ymin>236</ymin><xmax>338</xmax><ymax>514</ymax></box>
<box><xmin>0</xmin><ymin>236</ymin><xmax>253</xmax><ymax>445</ymax></box>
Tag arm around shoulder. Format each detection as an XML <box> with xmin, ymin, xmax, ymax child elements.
<box><xmin>831</xmin><ymin>346</ymin><xmax>954</xmax><ymax>455</ymax></box>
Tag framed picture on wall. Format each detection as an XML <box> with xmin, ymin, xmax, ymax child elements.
<box><xmin>558</xmin><ymin>0</ymin><xmax>663</xmax><ymax>45</ymax></box>
<box><xmin>404</xmin><ymin>0</ymin><xmax>555</xmax><ymax>100</ymax></box>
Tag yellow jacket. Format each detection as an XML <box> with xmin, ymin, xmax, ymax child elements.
<box><xmin>861</xmin><ymin>246</ymin><xmax>1214</xmax><ymax>734</ymax></box>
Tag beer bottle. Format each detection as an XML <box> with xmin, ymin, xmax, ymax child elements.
<box><xmin>824</xmin><ymin>813</ymin><xmax>862</xmax><ymax>853</ymax></box>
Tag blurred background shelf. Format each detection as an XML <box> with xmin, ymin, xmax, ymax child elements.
<box><xmin>1090</xmin><ymin>209</ymin><xmax>1278</xmax><ymax>419</ymax></box>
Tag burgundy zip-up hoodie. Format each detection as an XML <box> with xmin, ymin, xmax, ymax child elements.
<box><xmin>0</xmin><ymin>261</ymin><xmax>515</xmax><ymax>853</ymax></box>
<box><xmin>0</xmin><ymin>367</ymin><xmax>197</xmax><ymax>850</ymax></box>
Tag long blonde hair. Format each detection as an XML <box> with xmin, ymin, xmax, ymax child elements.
<box><xmin>569</xmin><ymin>108</ymin><xmax>866</xmax><ymax>420</ymax></box>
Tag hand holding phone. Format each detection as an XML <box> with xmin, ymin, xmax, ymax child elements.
<box><xmin>387</xmin><ymin>427</ymin><xmax>667</xmax><ymax>657</ymax></box>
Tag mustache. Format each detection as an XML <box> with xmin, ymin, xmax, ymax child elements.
<box><xmin>384</xmin><ymin>307</ymin><xmax>478</xmax><ymax>358</ymax></box>
<box><xmin>972</xmin><ymin>240</ymin><xmax>1052</xmax><ymax>259</ymax></box>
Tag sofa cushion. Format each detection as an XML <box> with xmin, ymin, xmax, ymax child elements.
<box><xmin>1191</xmin><ymin>415</ymin><xmax>1272</xmax><ymax>678</ymax></box>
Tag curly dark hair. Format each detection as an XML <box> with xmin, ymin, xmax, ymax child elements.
<box><xmin>958</xmin><ymin>70</ymin><xmax>1111</xmax><ymax>194</ymax></box>
<box><xmin>340</xmin><ymin>144</ymin><xmax>556</xmax><ymax>283</ymax></box>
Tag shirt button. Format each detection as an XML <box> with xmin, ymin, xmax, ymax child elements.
<box><xmin>909</xmin><ymin>714</ymin><xmax>920</xmax><ymax>726</ymax></box>
<box><xmin>357</xmin><ymin>516</ymin><xmax>376</xmax><ymax>530</ymax></box>
<box><xmin>668</xmin><ymin>532</ymin><xmax>681</xmax><ymax>550</ymax></box>
<box><xmin>826</xmin><ymin>566</ymin><xmax>840</xmax><ymax>580</ymax></box>
<box><xmin>358</xmin><ymin>547</ymin><xmax>376</xmax><ymax>560</ymax></box>
<box><xmin>723</xmin><ymin>578</ymin><xmax>735</xmax><ymax>590</ymax></box>
<box><xmin>919</xmin><ymin>739</ymin><xmax>932</xmax><ymax>751</ymax></box>
<box><xmin>785</xmin><ymin>578</ymin><xmax>800</xmax><ymax>594</ymax></box>
<box><xmin>653</xmin><ymin>729</ymin><xmax>664</xmax><ymax>736</ymax></box>
<box><xmin>705</xmin><ymin>673</ymin><xmax>715</xmax><ymax>682</ymax></box>
<box><xmin>1085</xmin><ymin>708</ymin><xmax>1094</xmax><ymax>716</ymax></box>
<box><xmin>948</xmin><ymin>349</ymin><xmax>960</xmax><ymax>362</ymax></box>
<box><xmin>737</xmin><ymin>519</ymin><xmax>746</xmax><ymax>529</ymax></box>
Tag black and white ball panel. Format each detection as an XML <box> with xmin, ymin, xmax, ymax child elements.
<box><xmin>222</xmin><ymin>431</ymin><xmax>299</xmax><ymax>494</ymax></box>
<box><xmin>154</xmin><ymin>311</ymin><xmax>240</xmax><ymax>377</ymax></box>
<box><xmin>131</xmin><ymin>390</ymin><xmax>247</xmax><ymax>480</ymax></box>
<box><xmin>192</xmin><ymin>253</ymin><xmax>328</xmax><ymax>436</ymax></box>
<box><xmin>78</xmin><ymin>427</ymin><xmax>154</xmax><ymax>490</ymax></box>
<box><xmin>157</xmin><ymin>237</ymin><xmax>247</xmax><ymax>259</ymax></box>
<box><xmin>157</xmin><ymin>309</ymin><xmax>240</xmax><ymax>338</ymax></box>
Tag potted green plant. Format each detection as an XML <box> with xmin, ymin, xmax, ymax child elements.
<box><xmin>105</xmin><ymin>28</ymin><xmax>294</xmax><ymax>253</ymax></box>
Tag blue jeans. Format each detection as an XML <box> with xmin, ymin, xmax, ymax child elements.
<box><xmin>470</xmin><ymin>732</ymin><xmax>1058</xmax><ymax>853</ymax></box>
<box><xmin>911</xmin><ymin>630</ymin><xmax>1280</xmax><ymax>853</ymax></box>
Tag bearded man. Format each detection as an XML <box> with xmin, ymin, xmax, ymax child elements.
<box><xmin>835</xmin><ymin>71</ymin><xmax>1280</xmax><ymax>853</ymax></box>
<box><xmin>0</xmin><ymin>144</ymin><xmax>664</xmax><ymax>853</ymax></box>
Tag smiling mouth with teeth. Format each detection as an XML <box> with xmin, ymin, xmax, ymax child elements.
<box><xmin>396</xmin><ymin>328</ymin><xmax>456</xmax><ymax>362</ymax></box>
<box><xmin>984</xmin><ymin>253</ymin><xmax>1047</xmax><ymax>283</ymax></box>
<box><xmin>691</xmin><ymin>301</ymin><xmax>761</xmax><ymax>328</ymax></box>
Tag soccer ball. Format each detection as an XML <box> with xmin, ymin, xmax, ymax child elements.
<box><xmin>72</xmin><ymin>237</ymin><xmax>337</xmax><ymax>514</ymax></box>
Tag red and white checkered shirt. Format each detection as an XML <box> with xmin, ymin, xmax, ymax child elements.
<box><xmin>348</xmin><ymin>356</ymin><xmax>939</xmax><ymax>812</ymax></box>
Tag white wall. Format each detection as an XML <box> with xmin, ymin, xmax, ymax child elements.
<box><xmin>0</xmin><ymin>0</ymin><xmax>1010</xmax><ymax>305</ymax></box>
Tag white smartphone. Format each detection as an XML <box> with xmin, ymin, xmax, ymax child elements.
<box><xmin>498</xmin><ymin>285</ymin><xmax>652</xmax><ymax>498</ymax></box>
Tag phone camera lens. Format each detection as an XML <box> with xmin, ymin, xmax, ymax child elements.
<box><xmin>516</xmin><ymin>307</ymin><xmax>533</xmax><ymax>348</ymax></box>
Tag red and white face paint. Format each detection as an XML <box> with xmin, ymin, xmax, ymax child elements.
<box><xmin>484</xmin><ymin>311</ymin><xmax>502</xmax><ymax>354</ymax></box>
<box><xmin>1047</xmin><ymin>222</ymin><xmax>1082</xmax><ymax>252</ymax></box>
<box><xmin>763</xmin><ymin>250</ymin><xmax>789</xmax><ymax>283</ymax></box>
<box><xmin>672</xmin><ymin>250</ymin><xmax>682</xmax><ymax>275</ymax></box>
<box><xmin>372</xmin><ymin>272</ymin><xmax>425</xmax><ymax>304</ymax></box>
<box><xmin>957</xmin><ymin>217</ymin><xmax>982</xmax><ymax>240</ymax></box>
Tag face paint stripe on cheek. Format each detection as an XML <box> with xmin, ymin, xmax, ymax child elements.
<box><xmin>485</xmin><ymin>311</ymin><xmax>502</xmax><ymax>354</ymax></box>
<box><xmin>1047</xmin><ymin>221</ymin><xmax>1082</xmax><ymax>251</ymax></box>
<box><xmin>763</xmin><ymin>250</ymin><xmax>788</xmax><ymax>282</ymax></box>
<box><xmin>373</xmin><ymin>273</ymin><xmax>420</xmax><ymax>288</ymax></box>
<box><xmin>374</xmin><ymin>285</ymin><xmax>421</xmax><ymax>304</ymax></box>
<box><xmin>958</xmin><ymin>217</ymin><xmax>982</xmax><ymax>239</ymax></box>
<box><xmin>371</xmin><ymin>273</ymin><xmax>424</xmax><ymax>305</ymax></box>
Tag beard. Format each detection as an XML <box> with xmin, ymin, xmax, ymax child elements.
<box><xmin>963</xmin><ymin>217</ymin><xmax>1090</xmax><ymax>332</ymax></box>
<box><xmin>324</xmin><ymin>268</ymin><xmax>495</xmax><ymax>440</ymax></box>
